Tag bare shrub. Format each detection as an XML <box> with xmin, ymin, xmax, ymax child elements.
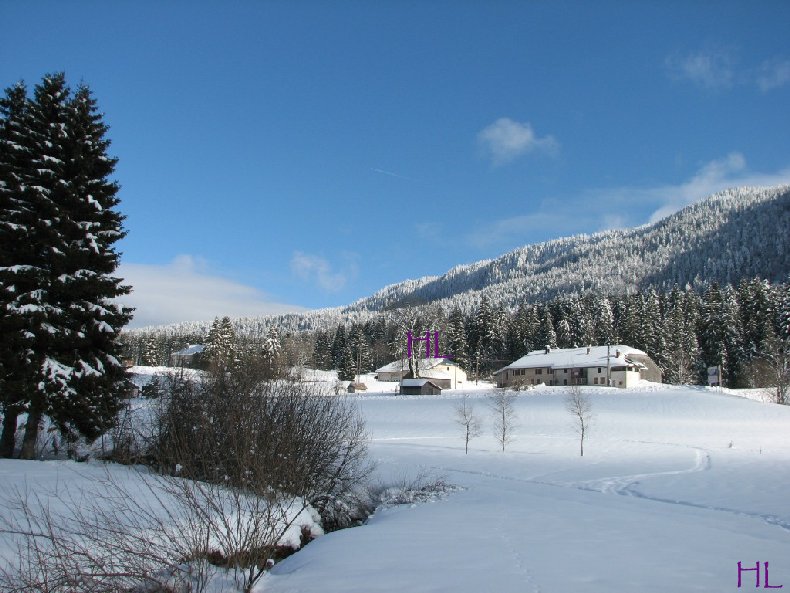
<box><xmin>488</xmin><ymin>391</ymin><xmax>517</xmax><ymax>451</ymax></box>
<box><xmin>565</xmin><ymin>384</ymin><xmax>593</xmax><ymax>457</ymax></box>
<box><xmin>454</xmin><ymin>394</ymin><xmax>482</xmax><ymax>454</ymax></box>
<box><xmin>1</xmin><ymin>368</ymin><xmax>371</xmax><ymax>593</ymax></box>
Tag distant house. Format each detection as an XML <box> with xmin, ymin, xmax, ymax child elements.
<box><xmin>169</xmin><ymin>344</ymin><xmax>205</xmax><ymax>367</ymax></box>
<box><xmin>494</xmin><ymin>345</ymin><xmax>662</xmax><ymax>389</ymax></box>
<box><xmin>375</xmin><ymin>357</ymin><xmax>467</xmax><ymax>389</ymax></box>
<box><xmin>399</xmin><ymin>378</ymin><xmax>443</xmax><ymax>395</ymax></box>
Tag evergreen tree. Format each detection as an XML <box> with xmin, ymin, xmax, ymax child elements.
<box><xmin>204</xmin><ymin>316</ymin><xmax>237</xmax><ymax>371</ymax></box>
<box><xmin>1</xmin><ymin>75</ymin><xmax>132</xmax><ymax>458</ymax></box>
<box><xmin>445</xmin><ymin>307</ymin><xmax>469</xmax><ymax>369</ymax></box>
<box><xmin>472</xmin><ymin>296</ymin><xmax>497</xmax><ymax>362</ymax></box>
<box><xmin>593</xmin><ymin>295</ymin><xmax>616</xmax><ymax>345</ymax></box>
<box><xmin>349</xmin><ymin>325</ymin><xmax>372</xmax><ymax>374</ymax></box>
<box><xmin>261</xmin><ymin>326</ymin><xmax>282</xmax><ymax>375</ymax></box>
<box><xmin>535</xmin><ymin>308</ymin><xmax>557</xmax><ymax>350</ymax></box>
<box><xmin>312</xmin><ymin>330</ymin><xmax>332</xmax><ymax>370</ymax></box>
<box><xmin>141</xmin><ymin>336</ymin><xmax>162</xmax><ymax>366</ymax></box>
<box><xmin>779</xmin><ymin>280</ymin><xmax>790</xmax><ymax>341</ymax></box>
<box><xmin>662</xmin><ymin>285</ymin><xmax>701</xmax><ymax>384</ymax></box>
<box><xmin>699</xmin><ymin>283</ymin><xmax>744</xmax><ymax>386</ymax></box>
<box><xmin>330</xmin><ymin>324</ymin><xmax>347</xmax><ymax>370</ymax></box>
<box><xmin>0</xmin><ymin>81</ymin><xmax>36</xmax><ymax>457</ymax></box>
<box><xmin>338</xmin><ymin>344</ymin><xmax>356</xmax><ymax>381</ymax></box>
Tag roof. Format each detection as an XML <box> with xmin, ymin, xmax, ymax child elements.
<box><xmin>400</xmin><ymin>378</ymin><xmax>442</xmax><ymax>388</ymax></box>
<box><xmin>375</xmin><ymin>357</ymin><xmax>456</xmax><ymax>373</ymax></box>
<box><xmin>172</xmin><ymin>344</ymin><xmax>205</xmax><ymax>356</ymax></box>
<box><xmin>420</xmin><ymin>369</ymin><xmax>451</xmax><ymax>380</ymax></box>
<box><xmin>503</xmin><ymin>345</ymin><xmax>648</xmax><ymax>371</ymax></box>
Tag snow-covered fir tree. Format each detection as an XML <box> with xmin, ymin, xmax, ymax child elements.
<box><xmin>204</xmin><ymin>316</ymin><xmax>237</xmax><ymax>371</ymax></box>
<box><xmin>0</xmin><ymin>74</ymin><xmax>131</xmax><ymax>458</ymax></box>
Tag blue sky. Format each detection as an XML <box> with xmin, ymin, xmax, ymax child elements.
<box><xmin>2</xmin><ymin>1</ymin><xmax>790</xmax><ymax>327</ymax></box>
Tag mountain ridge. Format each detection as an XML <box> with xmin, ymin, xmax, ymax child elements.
<box><xmin>132</xmin><ymin>184</ymin><xmax>790</xmax><ymax>336</ymax></box>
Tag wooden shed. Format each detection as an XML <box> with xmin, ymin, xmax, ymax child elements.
<box><xmin>399</xmin><ymin>378</ymin><xmax>442</xmax><ymax>395</ymax></box>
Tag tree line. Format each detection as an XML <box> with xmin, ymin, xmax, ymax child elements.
<box><xmin>126</xmin><ymin>277</ymin><xmax>790</xmax><ymax>395</ymax></box>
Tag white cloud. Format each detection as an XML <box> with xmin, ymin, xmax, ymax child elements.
<box><xmin>290</xmin><ymin>251</ymin><xmax>357</xmax><ymax>292</ymax></box>
<box><xmin>477</xmin><ymin>118</ymin><xmax>559</xmax><ymax>165</ymax></box>
<box><xmin>757</xmin><ymin>58</ymin><xmax>790</xmax><ymax>91</ymax></box>
<box><xmin>592</xmin><ymin>153</ymin><xmax>790</xmax><ymax>224</ymax></box>
<box><xmin>665</xmin><ymin>50</ymin><xmax>734</xmax><ymax>89</ymax></box>
<box><xmin>466</xmin><ymin>154</ymin><xmax>790</xmax><ymax>249</ymax></box>
<box><xmin>117</xmin><ymin>255</ymin><xmax>305</xmax><ymax>328</ymax></box>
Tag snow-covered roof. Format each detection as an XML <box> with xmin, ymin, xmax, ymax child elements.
<box><xmin>420</xmin><ymin>369</ymin><xmax>451</xmax><ymax>380</ymax></box>
<box><xmin>400</xmin><ymin>378</ymin><xmax>442</xmax><ymax>388</ymax></box>
<box><xmin>375</xmin><ymin>357</ymin><xmax>455</xmax><ymax>373</ymax></box>
<box><xmin>172</xmin><ymin>344</ymin><xmax>205</xmax><ymax>356</ymax></box>
<box><xmin>504</xmin><ymin>345</ymin><xmax>648</xmax><ymax>371</ymax></box>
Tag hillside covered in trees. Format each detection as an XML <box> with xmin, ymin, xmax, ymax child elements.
<box><xmin>125</xmin><ymin>185</ymin><xmax>790</xmax><ymax>392</ymax></box>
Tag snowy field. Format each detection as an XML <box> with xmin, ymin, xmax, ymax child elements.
<box><xmin>2</xmin><ymin>379</ymin><xmax>789</xmax><ymax>592</ymax></box>
<box><xmin>264</xmin><ymin>384</ymin><xmax>790</xmax><ymax>593</ymax></box>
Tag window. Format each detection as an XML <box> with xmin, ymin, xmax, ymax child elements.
<box><xmin>593</xmin><ymin>377</ymin><xmax>598</xmax><ymax>385</ymax></box>
<box><xmin>548</xmin><ymin>369</ymin><xmax>554</xmax><ymax>375</ymax></box>
<box><xmin>563</xmin><ymin>379</ymin><xmax>568</xmax><ymax>385</ymax></box>
<box><xmin>535</xmin><ymin>368</ymin><xmax>543</xmax><ymax>375</ymax></box>
<box><xmin>597</xmin><ymin>367</ymin><xmax>602</xmax><ymax>373</ymax></box>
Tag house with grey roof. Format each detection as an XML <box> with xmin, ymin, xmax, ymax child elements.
<box><xmin>493</xmin><ymin>345</ymin><xmax>661</xmax><ymax>389</ymax></box>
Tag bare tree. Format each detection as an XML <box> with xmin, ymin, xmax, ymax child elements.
<box><xmin>454</xmin><ymin>394</ymin><xmax>482</xmax><ymax>454</ymax></box>
<box><xmin>565</xmin><ymin>384</ymin><xmax>593</xmax><ymax>457</ymax></box>
<box><xmin>489</xmin><ymin>390</ymin><xmax>517</xmax><ymax>451</ymax></box>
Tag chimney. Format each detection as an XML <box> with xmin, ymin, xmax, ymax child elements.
<box><xmin>586</xmin><ymin>346</ymin><xmax>591</xmax><ymax>355</ymax></box>
<box><xmin>545</xmin><ymin>345</ymin><xmax>551</xmax><ymax>354</ymax></box>
<box><xmin>615</xmin><ymin>349</ymin><xmax>621</xmax><ymax>358</ymax></box>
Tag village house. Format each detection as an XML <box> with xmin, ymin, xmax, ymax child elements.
<box><xmin>375</xmin><ymin>357</ymin><xmax>467</xmax><ymax>389</ymax></box>
<box><xmin>169</xmin><ymin>344</ymin><xmax>205</xmax><ymax>367</ymax></box>
<box><xmin>494</xmin><ymin>345</ymin><xmax>662</xmax><ymax>389</ymax></box>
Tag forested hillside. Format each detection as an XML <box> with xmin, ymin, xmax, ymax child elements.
<box><xmin>124</xmin><ymin>185</ymin><xmax>790</xmax><ymax>391</ymax></box>
<box><xmin>343</xmin><ymin>184</ymin><xmax>790</xmax><ymax>313</ymax></box>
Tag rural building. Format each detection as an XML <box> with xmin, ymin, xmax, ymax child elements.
<box><xmin>494</xmin><ymin>345</ymin><xmax>661</xmax><ymax>389</ymax></box>
<box><xmin>375</xmin><ymin>357</ymin><xmax>467</xmax><ymax>389</ymax></box>
<box><xmin>399</xmin><ymin>378</ymin><xmax>443</xmax><ymax>395</ymax></box>
<box><xmin>169</xmin><ymin>344</ymin><xmax>205</xmax><ymax>367</ymax></box>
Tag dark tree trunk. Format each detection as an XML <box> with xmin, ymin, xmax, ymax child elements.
<box><xmin>19</xmin><ymin>406</ymin><xmax>43</xmax><ymax>460</ymax></box>
<box><xmin>0</xmin><ymin>410</ymin><xmax>19</xmax><ymax>458</ymax></box>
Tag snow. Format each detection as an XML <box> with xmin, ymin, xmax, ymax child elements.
<box><xmin>2</xmin><ymin>383</ymin><xmax>789</xmax><ymax>592</ymax></box>
<box><xmin>262</xmin><ymin>386</ymin><xmax>790</xmax><ymax>593</ymax></box>
<box><xmin>375</xmin><ymin>357</ymin><xmax>456</xmax><ymax>374</ymax></box>
<box><xmin>505</xmin><ymin>344</ymin><xmax>647</xmax><ymax>370</ymax></box>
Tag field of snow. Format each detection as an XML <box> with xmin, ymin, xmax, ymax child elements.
<box><xmin>263</xmin><ymin>385</ymin><xmax>790</xmax><ymax>593</ymax></box>
<box><xmin>2</xmin><ymin>381</ymin><xmax>789</xmax><ymax>592</ymax></box>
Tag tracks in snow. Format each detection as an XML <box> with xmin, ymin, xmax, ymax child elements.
<box><xmin>426</xmin><ymin>439</ymin><xmax>790</xmax><ymax>534</ymax></box>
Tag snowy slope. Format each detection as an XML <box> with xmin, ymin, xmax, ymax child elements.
<box><xmin>263</xmin><ymin>386</ymin><xmax>790</xmax><ymax>593</ymax></box>
<box><xmin>1</xmin><ymin>385</ymin><xmax>788</xmax><ymax>592</ymax></box>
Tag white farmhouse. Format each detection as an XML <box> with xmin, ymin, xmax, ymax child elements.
<box><xmin>375</xmin><ymin>357</ymin><xmax>467</xmax><ymax>389</ymax></box>
<box><xmin>494</xmin><ymin>345</ymin><xmax>661</xmax><ymax>389</ymax></box>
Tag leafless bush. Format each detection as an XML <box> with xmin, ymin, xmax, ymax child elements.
<box><xmin>0</xmin><ymin>471</ymin><xmax>218</xmax><ymax>593</ymax></box>
<box><xmin>565</xmin><ymin>384</ymin><xmax>593</xmax><ymax>457</ymax></box>
<box><xmin>151</xmin><ymin>372</ymin><xmax>370</xmax><ymax>520</ymax></box>
<box><xmin>454</xmin><ymin>394</ymin><xmax>482</xmax><ymax>454</ymax></box>
<box><xmin>1</xmin><ymin>369</ymin><xmax>371</xmax><ymax>593</ymax></box>
<box><xmin>373</xmin><ymin>470</ymin><xmax>461</xmax><ymax>507</ymax></box>
<box><xmin>488</xmin><ymin>391</ymin><xmax>517</xmax><ymax>451</ymax></box>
